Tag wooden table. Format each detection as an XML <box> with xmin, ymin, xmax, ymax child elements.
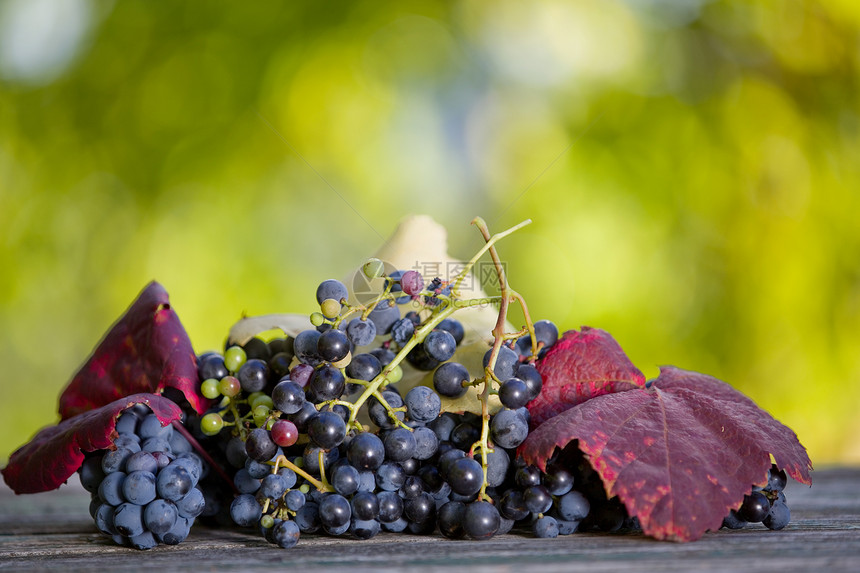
<box><xmin>2</xmin><ymin>468</ymin><xmax>858</xmax><ymax>572</ymax></box>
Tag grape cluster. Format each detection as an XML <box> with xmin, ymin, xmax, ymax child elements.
<box><xmin>182</xmin><ymin>261</ymin><xmax>573</xmax><ymax>548</ymax></box>
<box><xmin>722</xmin><ymin>465</ymin><xmax>792</xmax><ymax>531</ymax></box>
<box><xmin>78</xmin><ymin>405</ymin><xmax>207</xmax><ymax>549</ymax></box>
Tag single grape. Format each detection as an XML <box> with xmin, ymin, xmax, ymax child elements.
<box><xmin>113</xmin><ymin>503</ymin><xmax>145</xmax><ymax>537</ymax></box>
<box><xmin>375</xmin><ymin>462</ymin><xmax>406</xmax><ymax>492</ymax></box>
<box><xmin>524</xmin><ymin>485</ymin><xmax>553</xmax><ymax>514</ymax></box>
<box><xmin>433</xmin><ymin>362</ymin><xmax>470</xmax><ymax>398</ymax></box>
<box><xmin>404</xmin><ymin>386</ymin><xmax>442</xmax><ymax>424</ymax></box>
<box><xmin>230</xmin><ymin>493</ymin><xmax>262</xmax><ymax>527</ymax></box>
<box><xmin>447</xmin><ymin>457</ymin><xmax>484</xmax><ymax>496</ymax></box>
<box><xmin>346</xmin><ymin>318</ymin><xmax>377</xmax><ymax>346</ymax></box>
<box><xmin>721</xmin><ymin>509</ymin><xmax>747</xmax><ymax>529</ymax></box>
<box><xmin>157</xmin><ymin>463</ymin><xmax>193</xmax><ymax>502</ymax></box>
<box><xmin>144</xmin><ymin>499</ymin><xmax>177</xmax><ymax>535</ymax></box>
<box><xmin>350</xmin><ymin>519</ymin><xmax>381</xmax><ymax>540</ymax></box>
<box><xmin>543</xmin><ymin>464</ymin><xmax>575</xmax><ymax>496</ymax></box>
<box><xmin>399</xmin><ymin>270</ymin><xmax>424</xmax><ymax>296</ymax></box>
<box><xmin>272</xmin><ymin>519</ymin><xmax>301</xmax><ymax>549</ymax></box>
<box><xmin>404</xmin><ymin>492</ymin><xmax>436</xmax><ymax>523</ymax></box>
<box><xmin>557</xmin><ymin>491</ymin><xmax>590</xmax><ymax>521</ymax></box>
<box><xmin>763</xmin><ymin>499</ymin><xmax>791</xmax><ymax>530</ymax></box>
<box><xmin>362</xmin><ymin>258</ymin><xmax>384</xmax><ymax>279</ymax></box>
<box><xmin>156</xmin><ymin>515</ymin><xmax>192</xmax><ymax>545</ymax></box>
<box><xmin>765</xmin><ymin>465</ymin><xmax>788</xmax><ymax>493</ymax></box>
<box><xmin>490</xmin><ymin>409</ymin><xmax>529</xmax><ymax>449</ymax></box>
<box><xmin>290</xmin><ymin>363</ymin><xmax>314</xmax><ymax>388</ymax></box>
<box><xmin>499</xmin><ymin>377</ymin><xmax>530</xmax><ymax>409</ymax></box>
<box><xmin>94</xmin><ymin>503</ymin><xmax>117</xmax><ymax>535</ymax></box>
<box><xmin>412</xmin><ymin>426</ymin><xmax>439</xmax><ymax>461</ymax></box>
<box><xmin>260</xmin><ymin>474</ymin><xmax>288</xmax><ymax>500</ymax></box>
<box><xmin>332</xmin><ymin>464</ymin><xmax>361</xmax><ymax>496</ymax></box>
<box><xmin>516</xmin><ymin>364</ymin><xmax>543</xmax><ymax>400</ymax></box>
<box><xmin>347</xmin><ymin>432</ymin><xmax>385</xmax><ymax>471</ymax></box>
<box><xmin>390</xmin><ymin>318</ymin><xmax>415</xmax><ymax>346</ymax></box>
<box><xmin>200</xmin><ymin>378</ymin><xmax>220</xmax><ymax>399</ymax></box>
<box><xmin>436</xmin><ymin>319</ymin><xmax>465</xmax><ymax>346</ymax></box>
<box><xmin>485</xmin><ymin>447</ymin><xmax>510</xmax><ymax>488</ymax></box>
<box><xmin>285</xmin><ymin>489</ymin><xmax>306</xmax><ymax>511</ymax></box>
<box><xmin>319</xmin><ymin>494</ymin><xmax>352</xmax><ymax>528</ymax></box>
<box><xmin>102</xmin><ymin>447</ymin><xmax>134</xmax><ymax>474</ymax></box>
<box><xmin>79</xmin><ymin>455</ymin><xmax>106</xmax><ymax>494</ymax></box>
<box><xmin>383</xmin><ymin>427</ymin><xmax>416</xmax><ymax>462</ymax></box>
<box><xmin>345</xmin><ymin>352</ymin><xmax>381</xmax><ymax>382</ymax></box>
<box><xmin>200</xmin><ymin>413</ymin><xmax>223</xmax><ymax>436</ymax></box>
<box><xmin>424</xmin><ymin>330</ymin><xmax>456</xmax><ymax>362</ymax></box>
<box><xmin>351</xmin><ymin>491</ymin><xmax>380</xmax><ymax>521</ymax></box>
<box><xmin>463</xmin><ymin>501</ymin><xmax>500</xmax><ymax>540</ymax></box>
<box><xmin>320</xmin><ymin>298</ymin><xmax>341</xmax><ymax>319</ymax></box>
<box><xmin>245</xmin><ymin>428</ymin><xmax>277</xmax><ymax>463</ymax></box>
<box><xmin>99</xmin><ymin>471</ymin><xmax>127</xmax><ymax>506</ymax></box>
<box><xmin>294</xmin><ymin>502</ymin><xmax>321</xmax><ymax>533</ymax></box>
<box><xmin>308</xmin><ymin>365</ymin><xmax>346</xmax><ymax>402</ymax></box>
<box><xmin>377</xmin><ymin>491</ymin><xmax>403</xmax><ymax>523</ymax></box>
<box><xmin>243</xmin><ymin>337</ymin><xmax>272</xmax><ymax>361</ymax></box>
<box><xmin>318</xmin><ymin>329</ymin><xmax>350</xmax><ymax>363</ymax></box>
<box><xmin>366</xmin><ymin>302</ymin><xmax>400</xmax><ymax>334</ymax></box>
<box><xmin>515</xmin><ymin>465</ymin><xmax>542</xmax><ymax>488</ymax></box>
<box><xmin>534</xmin><ymin>515</ymin><xmax>559</xmax><ymax>538</ymax></box>
<box><xmin>237</xmin><ymin>359</ymin><xmax>269</xmax><ymax>393</ymax></box>
<box><xmin>307</xmin><ymin>411</ymin><xmax>347</xmax><ymax>450</ymax></box>
<box><xmin>198</xmin><ymin>353</ymin><xmax>229</xmax><ymax>382</ymax></box>
<box><xmin>122</xmin><ymin>470</ymin><xmax>157</xmax><ymax>505</ymax></box>
<box><xmin>218</xmin><ymin>375</ymin><xmax>241</xmax><ymax>397</ymax></box>
<box><xmin>482</xmin><ymin>346</ymin><xmax>519</xmax><ymax>380</ymax></box>
<box><xmin>224</xmin><ymin>346</ymin><xmax>247</xmax><ymax>373</ymax></box>
<box><xmin>316</xmin><ymin>279</ymin><xmax>348</xmax><ymax>305</ymax></box>
<box><xmin>438</xmin><ymin>501</ymin><xmax>467</xmax><ymax>539</ymax></box>
<box><xmin>499</xmin><ymin>489</ymin><xmax>529</xmax><ymax>521</ymax></box>
<box><xmin>176</xmin><ymin>488</ymin><xmax>205</xmax><ymax>519</ymax></box>
<box><xmin>271</xmin><ymin>419</ymin><xmax>299</xmax><ymax>448</ymax></box>
<box><xmin>294</xmin><ymin>329</ymin><xmax>323</xmax><ymax>365</ymax></box>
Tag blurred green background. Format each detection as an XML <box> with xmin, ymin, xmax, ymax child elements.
<box><xmin>1</xmin><ymin>0</ymin><xmax>858</xmax><ymax>469</ymax></box>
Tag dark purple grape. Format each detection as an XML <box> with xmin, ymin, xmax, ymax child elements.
<box><xmin>463</xmin><ymin>501</ymin><xmax>500</xmax><ymax>540</ymax></box>
<box><xmin>245</xmin><ymin>428</ymin><xmax>277</xmax><ymax>463</ymax></box>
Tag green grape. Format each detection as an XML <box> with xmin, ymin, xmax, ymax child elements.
<box><xmin>265</xmin><ymin>418</ymin><xmax>276</xmax><ymax>431</ymax></box>
<box><xmin>224</xmin><ymin>346</ymin><xmax>247</xmax><ymax>372</ymax></box>
<box><xmin>201</xmin><ymin>378</ymin><xmax>220</xmax><ymax>399</ymax></box>
<box><xmin>253</xmin><ymin>405</ymin><xmax>270</xmax><ymax>426</ymax></box>
<box><xmin>261</xmin><ymin>514</ymin><xmax>275</xmax><ymax>529</ymax></box>
<box><xmin>310</xmin><ymin>312</ymin><xmax>325</xmax><ymax>326</ymax></box>
<box><xmin>363</xmin><ymin>258</ymin><xmax>384</xmax><ymax>279</ymax></box>
<box><xmin>251</xmin><ymin>394</ymin><xmax>274</xmax><ymax>410</ymax></box>
<box><xmin>320</xmin><ymin>298</ymin><xmax>341</xmax><ymax>319</ymax></box>
<box><xmin>200</xmin><ymin>413</ymin><xmax>224</xmax><ymax>436</ymax></box>
<box><xmin>299</xmin><ymin>484</ymin><xmax>310</xmax><ymax>494</ymax></box>
<box><xmin>219</xmin><ymin>375</ymin><xmax>241</xmax><ymax>397</ymax></box>
<box><xmin>386</xmin><ymin>364</ymin><xmax>403</xmax><ymax>384</ymax></box>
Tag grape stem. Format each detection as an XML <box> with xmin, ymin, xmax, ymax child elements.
<box><xmin>470</xmin><ymin>216</ymin><xmax>538</xmax><ymax>502</ymax></box>
<box><xmin>271</xmin><ymin>454</ymin><xmax>334</xmax><ymax>493</ymax></box>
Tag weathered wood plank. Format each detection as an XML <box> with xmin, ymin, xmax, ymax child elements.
<box><xmin>1</xmin><ymin>468</ymin><xmax>858</xmax><ymax>572</ymax></box>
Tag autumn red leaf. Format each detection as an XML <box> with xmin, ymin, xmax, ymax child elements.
<box><xmin>2</xmin><ymin>393</ymin><xmax>182</xmax><ymax>494</ymax></box>
<box><xmin>528</xmin><ymin>327</ymin><xmax>647</xmax><ymax>427</ymax></box>
<box><xmin>520</xmin><ymin>366</ymin><xmax>813</xmax><ymax>542</ymax></box>
<box><xmin>58</xmin><ymin>281</ymin><xmax>207</xmax><ymax>419</ymax></box>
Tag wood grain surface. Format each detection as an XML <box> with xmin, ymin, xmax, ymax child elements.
<box><xmin>1</xmin><ymin>468</ymin><xmax>858</xmax><ymax>572</ymax></box>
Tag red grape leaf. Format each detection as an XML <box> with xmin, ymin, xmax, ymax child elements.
<box><xmin>58</xmin><ymin>281</ymin><xmax>207</xmax><ymax>419</ymax></box>
<box><xmin>520</xmin><ymin>366</ymin><xmax>813</xmax><ymax>542</ymax></box>
<box><xmin>1</xmin><ymin>393</ymin><xmax>182</xmax><ymax>494</ymax></box>
<box><xmin>528</xmin><ymin>327</ymin><xmax>647</xmax><ymax>427</ymax></box>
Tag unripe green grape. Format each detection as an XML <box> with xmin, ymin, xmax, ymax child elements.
<box><xmin>265</xmin><ymin>418</ymin><xmax>276</xmax><ymax>431</ymax></box>
<box><xmin>386</xmin><ymin>364</ymin><xmax>403</xmax><ymax>384</ymax></box>
<box><xmin>251</xmin><ymin>394</ymin><xmax>274</xmax><ymax>410</ymax></box>
<box><xmin>320</xmin><ymin>298</ymin><xmax>341</xmax><ymax>319</ymax></box>
<box><xmin>201</xmin><ymin>413</ymin><xmax>224</xmax><ymax>436</ymax></box>
<box><xmin>310</xmin><ymin>312</ymin><xmax>325</xmax><ymax>327</ymax></box>
<box><xmin>299</xmin><ymin>484</ymin><xmax>310</xmax><ymax>494</ymax></box>
<box><xmin>224</xmin><ymin>346</ymin><xmax>247</xmax><ymax>372</ymax></box>
<box><xmin>253</xmin><ymin>405</ymin><xmax>270</xmax><ymax>426</ymax></box>
<box><xmin>201</xmin><ymin>378</ymin><xmax>220</xmax><ymax>399</ymax></box>
<box><xmin>219</xmin><ymin>375</ymin><xmax>241</xmax><ymax>397</ymax></box>
<box><xmin>363</xmin><ymin>258</ymin><xmax>384</xmax><ymax>279</ymax></box>
<box><xmin>261</xmin><ymin>514</ymin><xmax>275</xmax><ymax>529</ymax></box>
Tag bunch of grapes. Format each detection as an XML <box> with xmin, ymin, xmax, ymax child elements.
<box><xmin>78</xmin><ymin>405</ymin><xmax>207</xmax><ymax>549</ymax></box>
<box><xmin>181</xmin><ymin>255</ymin><xmax>570</xmax><ymax>548</ymax></box>
<box><xmin>722</xmin><ymin>465</ymin><xmax>791</xmax><ymax>531</ymax></box>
